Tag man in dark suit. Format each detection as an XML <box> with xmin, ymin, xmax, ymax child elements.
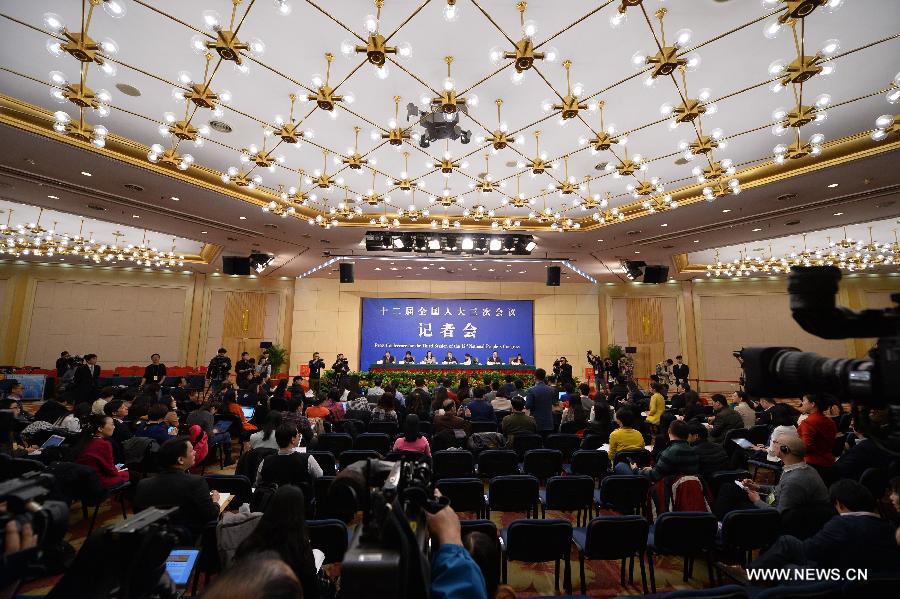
<box><xmin>552</xmin><ymin>357</ymin><xmax>574</xmax><ymax>386</ymax></box>
<box><xmin>672</xmin><ymin>355</ymin><xmax>689</xmax><ymax>387</ymax></box>
<box><xmin>756</xmin><ymin>397</ymin><xmax>799</xmax><ymax>427</ymax></box>
<box><xmin>729</xmin><ymin>479</ymin><xmax>900</xmax><ymax>578</ymax></box>
<box><xmin>525</xmin><ymin>368</ymin><xmax>559</xmax><ymax>437</ymax></box>
<box><xmin>55</xmin><ymin>351</ymin><xmax>72</xmax><ymax>379</ymax></box>
<box><xmin>72</xmin><ymin>353</ymin><xmax>100</xmax><ymax>404</ymax></box>
<box><xmin>134</xmin><ymin>437</ymin><xmax>220</xmax><ymax>544</ymax></box>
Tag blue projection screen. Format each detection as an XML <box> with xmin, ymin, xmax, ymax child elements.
<box><xmin>360</xmin><ymin>298</ymin><xmax>534</xmax><ymax>368</ymax></box>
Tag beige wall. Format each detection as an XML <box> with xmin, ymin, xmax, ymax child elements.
<box><xmin>0</xmin><ymin>262</ymin><xmax>294</xmax><ymax>370</ymax></box>
<box><xmin>2</xmin><ymin>262</ymin><xmax>896</xmax><ymax>386</ymax></box>
<box><xmin>289</xmin><ymin>278</ymin><xmax>602</xmax><ymax>378</ymax></box>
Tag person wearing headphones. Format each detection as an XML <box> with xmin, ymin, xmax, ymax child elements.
<box><xmin>740</xmin><ymin>426</ymin><xmax>830</xmax><ymax>512</ymax></box>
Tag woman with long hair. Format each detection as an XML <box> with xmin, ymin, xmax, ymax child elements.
<box><xmin>392</xmin><ymin>414</ymin><xmax>431</xmax><ymax>456</ymax></box>
<box><xmin>250</xmin><ymin>411</ymin><xmax>282</xmax><ymax>450</ymax></box>
<box><xmin>74</xmin><ymin>414</ymin><xmax>130</xmax><ymax>488</ymax></box>
<box><xmin>234</xmin><ymin>485</ymin><xmax>320</xmax><ymax>599</ymax></box>
<box><xmin>270</xmin><ymin>379</ymin><xmax>289</xmax><ymax>412</ymax></box>
<box><xmin>372</xmin><ymin>393</ymin><xmax>398</xmax><ymax>423</ymax></box>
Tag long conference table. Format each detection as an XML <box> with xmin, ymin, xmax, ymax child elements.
<box><xmin>367</xmin><ymin>364</ymin><xmax>535</xmax><ymax>375</ymax></box>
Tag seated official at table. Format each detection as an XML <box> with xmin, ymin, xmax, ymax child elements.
<box><xmin>463</xmin><ymin>353</ymin><xmax>479</xmax><ymax>365</ymax></box>
<box><xmin>443</xmin><ymin>352</ymin><xmax>459</xmax><ymax>364</ymax></box>
<box><xmin>486</xmin><ymin>351</ymin><xmax>503</xmax><ymax>365</ymax></box>
<box><xmin>403</xmin><ymin>351</ymin><xmax>416</xmax><ymax>364</ymax></box>
<box><xmin>421</xmin><ymin>351</ymin><xmax>437</xmax><ymax>364</ymax></box>
<box><xmin>380</xmin><ymin>351</ymin><xmax>396</xmax><ymax>364</ymax></box>
<box><xmin>509</xmin><ymin>354</ymin><xmax>524</xmax><ymax>365</ymax></box>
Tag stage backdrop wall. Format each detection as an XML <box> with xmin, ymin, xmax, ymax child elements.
<box><xmin>359</xmin><ymin>298</ymin><xmax>534</xmax><ymax>367</ymax></box>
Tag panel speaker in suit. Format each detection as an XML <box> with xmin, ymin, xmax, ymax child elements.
<box><xmin>546</xmin><ymin>266</ymin><xmax>561</xmax><ymax>287</ymax></box>
<box><xmin>222</xmin><ymin>256</ymin><xmax>251</xmax><ymax>276</ymax></box>
<box><xmin>642</xmin><ymin>265</ymin><xmax>670</xmax><ymax>284</ymax></box>
<box><xmin>340</xmin><ymin>262</ymin><xmax>354</xmax><ymax>284</ymax></box>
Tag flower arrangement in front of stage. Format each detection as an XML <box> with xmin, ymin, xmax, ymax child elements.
<box><xmin>321</xmin><ymin>369</ymin><xmax>545</xmax><ymax>395</ymax></box>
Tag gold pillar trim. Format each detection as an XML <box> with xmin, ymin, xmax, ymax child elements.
<box><xmin>2</xmin><ymin>93</ymin><xmax>900</xmax><ymax>232</ymax></box>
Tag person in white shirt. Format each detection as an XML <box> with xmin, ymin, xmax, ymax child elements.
<box><xmin>486</xmin><ymin>351</ymin><xmax>502</xmax><ymax>365</ymax></box>
<box><xmin>509</xmin><ymin>354</ymin><xmax>524</xmax><ymax>365</ymax></box>
<box><xmin>443</xmin><ymin>352</ymin><xmax>458</xmax><ymax>364</ymax></box>
<box><xmin>421</xmin><ymin>351</ymin><xmax>437</xmax><ymax>364</ymax></box>
<box><xmin>367</xmin><ymin>377</ymin><xmax>385</xmax><ymax>399</ymax></box>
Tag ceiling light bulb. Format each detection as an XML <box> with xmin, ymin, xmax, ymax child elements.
<box><xmin>465</xmin><ymin>94</ymin><xmax>479</xmax><ymax>107</ymax></box>
<box><xmin>364</xmin><ymin>13</ymin><xmax>379</xmax><ymax>33</ymax></box>
<box><xmin>397</xmin><ymin>42</ymin><xmax>413</xmax><ymax>58</ymax></box>
<box><xmin>274</xmin><ymin>0</ymin><xmax>292</xmax><ymax>16</ymax></box>
<box><xmin>819</xmin><ymin>38</ymin><xmax>840</xmax><ymax>56</ymax></box>
<box><xmin>311</xmin><ymin>73</ymin><xmax>323</xmax><ymax>88</ymax></box>
<box><xmin>763</xmin><ymin>20</ymin><xmax>782</xmax><ymax>39</ymax></box>
<box><xmin>375</xmin><ymin>65</ymin><xmax>390</xmax><ymax>79</ymax></box>
<box><xmin>443</xmin><ymin>77</ymin><xmax>455</xmax><ymax>91</ymax></box>
<box><xmin>674</xmin><ymin>28</ymin><xmax>692</xmax><ymax>48</ymax></box>
<box><xmin>489</xmin><ymin>46</ymin><xmax>504</xmax><ymax>65</ymax></box>
<box><xmin>875</xmin><ymin>114</ymin><xmax>894</xmax><ymax>129</ymax></box>
<box><xmin>340</xmin><ymin>39</ymin><xmax>356</xmax><ymax>57</ymax></box>
<box><xmin>443</xmin><ymin>2</ymin><xmax>459</xmax><ymax>21</ymax></box>
<box><xmin>815</xmin><ymin>93</ymin><xmax>831</xmax><ymax>108</ymax></box>
<box><xmin>631</xmin><ymin>51</ymin><xmax>647</xmax><ymax>68</ymax></box>
<box><xmin>43</xmin><ymin>12</ymin><xmax>65</xmax><ymax>32</ymax></box>
<box><xmin>809</xmin><ymin>133</ymin><xmax>825</xmax><ymax>146</ymax></box>
<box><xmin>609</xmin><ymin>11</ymin><xmax>626</xmax><ymax>28</ymax></box>
<box><xmin>540</xmin><ymin>98</ymin><xmax>554</xmax><ymax>113</ymax></box>
<box><xmin>103</xmin><ymin>0</ymin><xmax>127</xmax><ymax>18</ymax></box>
<box><xmin>201</xmin><ymin>10</ymin><xmax>222</xmax><ymax>31</ymax></box>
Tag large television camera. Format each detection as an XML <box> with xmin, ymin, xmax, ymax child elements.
<box><xmin>738</xmin><ymin>266</ymin><xmax>900</xmax><ymax>455</ymax></box>
<box><xmin>332</xmin><ymin>455</ymin><xmax>448</xmax><ymax>599</ymax></box>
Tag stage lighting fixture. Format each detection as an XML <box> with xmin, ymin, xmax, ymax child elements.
<box><xmin>362</xmin><ymin>231</ymin><xmax>536</xmax><ymax>256</ymax></box>
<box><xmin>249</xmin><ymin>252</ymin><xmax>274</xmax><ymax>273</ymax></box>
<box><xmin>624</xmin><ymin>260</ymin><xmax>646</xmax><ymax>280</ymax></box>
<box><xmin>489</xmin><ymin>238</ymin><xmax>502</xmax><ymax>251</ymax></box>
<box><xmin>525</xmin><ymin>240</ymin><xmax>537</xmax><ymax>252</ymax></box>
<box><xmin>428</xmin><ymin>238</ymin><xmax>441</xmax><ymax>250</ymax></box>
<box><xmin>461</xmin><ymin>237</ymin><xmax>474</xmax><ymax>250</ymax></box>
<box><xmin>392</xmin><ymin>237</ymin><xmax>405</xmax><ymax>249</ymax></box>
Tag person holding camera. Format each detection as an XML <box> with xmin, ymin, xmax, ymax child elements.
<box><xmin>552</xmin><ymin>357</ymin><xmax>573</xmax><ymax>386</ymax></box>
<box><xmin>427</xmin><ymin>489</ymin><xmax>489</xmax><ymax>599</ymax></box>
<box><xmin>206</xmin><ymin>348</ymin><xmax>232</xmax><ymax>396</ymax></box>
<box><xmin>55</xmin><ymin>350</ymin><xmax>72</xmax><ymax>379</ymax></box>
<box><xmin>307</xmin><ymin>352</ymin><xmax>326</xmax><ymax>395</ymax></box>
<box><xmin>586</xmin><ymin>350</ymin><xmax>604</xmax><ymax>393</ymax></box>
<box><xmin>332</xmin><ymin>354</ymin><xmax>350</xmax><ymax>389</ymax></box>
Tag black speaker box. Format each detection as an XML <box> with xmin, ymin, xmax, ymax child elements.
<box><xmin>546</xmin><ymin>265</ymin><xmax>561</xmax><ymax>286</ymax></box>
<box><xmin>340</xmin><ymin>262</ymin><xmax>354</xmax><ymax>283</ymax></box>
<box><xmin>642</xmin><ymin>265</ymin><xmax>670</xmax><ymax>284</ymax></box>
<box><xmin>222</xmin><ymin>256</ymin><xmax>251</xmax><ymax>276</ymax></box>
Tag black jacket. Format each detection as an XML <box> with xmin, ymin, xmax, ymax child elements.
<box><xmin>835</xmin><ymin>437</ymin><xmax>891</xmax><ymax>481</ymax></box>
<box><xmin>692</xmin><ymin>440</ymin><xmax>730</xmax><ymax>476</ymax></box>
<box><xmin>72</xmin><ymin>364</ymin><xmax>100</xmax><ymax>403</ymax></box>
<box><xmin>757</xmin><ymin>403</ymin><xmax>799</xmax><ymax>428</ymax></box>
<box><xmin>801</xmin><ymin>513</ymin><xmax>900</xmax><ymax>572</ymax></box>
<box><xmin>672</xmin><ymin>363</ymin><xmax>689</xmax><ymax>383</ymax></box>
<box><xmin>134</xmin><ymin>469</ymin><xmax>219</xmax><ymax>542</ymax></box>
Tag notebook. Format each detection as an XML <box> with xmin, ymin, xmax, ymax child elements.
<box><xmin>40</xmin><ymin>434</ymin><xmax>66</xmax><ymax>449</ymax></box>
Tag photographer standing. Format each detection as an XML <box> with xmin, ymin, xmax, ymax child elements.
<box><xmin>140</xmin><ymin>353</ymin><xmax>167</xmax><ymax>387</ymax></box>
<box><xmin>587</xmin><ymin>350</ymin><xmax>605</xmax><ymax>393</ymax></box>
<box><xmin>308</xmin><ymin>352</ymin><xmax>326</xmax><ymax>395</ymax></box>
<box><xmin>55</xmin><ymin>350</ymin><xmax>72</xmax><ymax>379</ymax></box>
<box><xmin>552</xmin><ymin>356</ymin><xmax>573</xmax><ymax>386</ymax></box>
<box><xmin>72</xmin><ymin>353</ymin><xmax>101</xmax><ymax>405</ymax></box>
<box><xmin>332</xmin><ymin>353</ymin><xmax>350</xmax><ymax>391</ymax></box>
<box><xmin>206</xmin><ymin>348</ymin><xmax>232</xmax><ymax>396</ymax></box>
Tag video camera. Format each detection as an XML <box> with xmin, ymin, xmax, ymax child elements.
<box><xmin>739</xmin><ymin>266</ymin><xmax>900</xmax><ymax>455</ymax></box>
<box><xmin>0</xmin><ymin>471</ymin><xmax>69</xmax><ymax>586</ymax></box>
<box><xmin>334</xmin><ymin>456</ymin><xmax>448</xmax><ymax>599</ymax></box>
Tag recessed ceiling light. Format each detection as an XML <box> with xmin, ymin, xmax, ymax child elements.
<box><xmin>596</xmin><ymin>239</ymin><xmax>603</xmax><ymax>242</ymax></box>
<box><xmin>47</xmin><ymin>195</ymin><xmax>58</xmax><ymax>199</ymax></box>
<box><xmin>693</xmin><ymin>240</ymin><xmax>700</xmax><ymax>243</ymax></box>
<box><xmin>833</xmin><ymin>212</ymin><xmax>843</xmax><ymax>216</ymax></box>
<box><xmin>634</xmin><ymin>250</ymin><xmax>640</xmax><ymax>254</ymax></box>
<box><xmin>374</xmin><ymin>267</ymin><xmax>381</xmax><ymax>271</ymax></box>
<box><xmin>660</xmin><ymin>223</ymin><xmax>668</xmax><ymax>227</ymax></box>
<box><xmin>827</xmin><ymin>183</ymin><xmax>839</xmax><ymax>188</ymax></box>
<box><xmin>131</xmin><ymin>214</ymin><xmax>140</xmax><ymax>218</ymax></box>
<box><xmin>752</xmin><ymin>228</ymin><xmax>762</xmax><ymax>232</ymax></box>
<box><xmin>390</xmin><ymin>267</ymin><xmax>398</xmax><ymax>271</ymax></box>
<box><xmin>722</xmin><ymin>209</ymin><xmax>731</xmax><ymax>213</ymax></box>
<box><xmin>518</xmin><ymin>270</ymin><xmax>526</xmax><ymax>274</ymax></box>
<box><xmin>488</xmin><ymin>268</ymin><xmax>494</xmax><ymax>271</ymax></box>
<box><xmin>81</xmin><ymin>171</ymin><xmax>92</xmax><ymax>176</ymax></box>
<box><xmin>171</xmin><ymin>196</ymin><xmax>180</xmax><ymax>201</ymax></box>
<box><xmin>239</xmin><ymin>216</ymin><xmax>246</xmax><ymax>220</ymax></box>
<box><xmin>201</xmin><ymin>231</ymin><xmax>208</xmax><ymax>234</ymax></box>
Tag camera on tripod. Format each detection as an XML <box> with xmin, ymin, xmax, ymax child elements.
<box><xmin>333</xmin><ymin>455</ymin><xmax>448</xmax><ymax>599</ymax></box>
<box><xmin>738</xmin><ymin>265</ymin><xmax>900</xmax><ymax>454</ymax></box>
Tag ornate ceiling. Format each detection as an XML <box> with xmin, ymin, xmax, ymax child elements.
<box><xmin>0</xmin><ymin>0</ymin><xmax>899</xmax><ymax>279</ymax></box>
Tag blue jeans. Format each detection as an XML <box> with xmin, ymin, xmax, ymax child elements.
<box><xmin>615</xmin><ymin>462</ymin><xmax>637</xmax><ymax>476</ymax></box>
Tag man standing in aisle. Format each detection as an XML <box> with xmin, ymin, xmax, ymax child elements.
<box><xmin>141</xmin><ymin>353</ymin><xmax>167</xmax><ymax>388</ymax></box>
<box><xmin>206</xmin><ymin>348</ymin><xmax>232</xmax><ymax>396</ymax></box>
<box><xmin>308</xmin><ymin>352</ymin><xmax>326</xmax><ymax>395</ymax></box>
<box><xmin>673</xmin><ymin>355</ymin><xmax>690</xmax><ymax>388</ymax></box>
<box><xmin>73</xmin><ymin>353</ymin><xmax>101</xmax><ymax>405</ymax></box>
<box><xmin>235</xmin><ymin>352</ymin><xmax>253</xmax><ymax>389</ymax></box>
<box><xmin>525</xmin><ymin>368</ymin><xmax>559</xmax><ymax>439</ymax></box>
<box><xmin>55</xmin><ymin>351</ymin><xmax>72</xmax><ymax>379</ymax></box>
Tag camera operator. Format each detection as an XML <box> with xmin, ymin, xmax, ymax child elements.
<box><xmin>307</xmin><ymin>352</ymin><xmax>326</xmax><ymax>395</ymax></box>
<box><xmin>552</xmin><ymin>356</ymin><xmax>573</xmax><ymax>386</ymax></box>
<box><xmin>54</xmin><ymin>351</ymin><xmax>73</xmax><ymax>380</ymax></box>
<box><xmin>426</xmin><ymin>490</ymin><xmax>488</xmax><ymax>599</ymax></box>
<box><xmin>332</xmin><ymin>354</ymin><xmax>350</xmax><ymax>390</ymax></box>
<box><xmin>586</xmin><ymin>350</ymin><xmax>604</xmax><ymax>392</ymax></box>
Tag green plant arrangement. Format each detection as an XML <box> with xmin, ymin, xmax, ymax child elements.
<box><xmin>321</xmin><ymin>370</ymin><xmax>537</xmax><ymax>395</ymax></box>
<box><xmin>265</xmin><ymin>344</ymin><xmax>288</xmax><ymax>375</ymax></box>
<box><xmin>606</xmin><ymin>344</ymin><xmax>624</xmax><ymax>364</ymax></box>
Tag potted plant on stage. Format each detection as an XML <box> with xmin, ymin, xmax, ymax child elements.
<box><xmin>265</xmin><ymin>344</ymin><xmax>287</xmax><ymax>375</ymax></box>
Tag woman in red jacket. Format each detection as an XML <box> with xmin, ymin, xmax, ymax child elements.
<box><xmin>74</xmin><ymin>414</ymin><xmax>130</xmax><ymax>488</ymax></box>
<box><xmin>798</xmin><ymin>393</ymin><xmax>838</xmax><ymax>485</ymax></box>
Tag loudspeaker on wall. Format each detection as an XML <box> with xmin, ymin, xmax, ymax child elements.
<box><xmin>546</xmin><ymin>265</ymin><xmax>561</xmax><ymax>286</ymax></box>
<box><xmin>340</xmin><ymin>262</ymin><xmax>354</xmax><ymax>284</ymax></box>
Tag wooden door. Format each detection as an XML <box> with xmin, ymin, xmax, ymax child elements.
<box><xmin>626</xmin><ymin>297</ymin><xmax>665</xmax><ymax>382</ymax></box>
<box><xmin>221</xmin><ymin>292</ymin><xmax>267</xmax><ymax>359</ymax></box>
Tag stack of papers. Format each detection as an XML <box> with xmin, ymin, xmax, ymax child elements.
<box><xmin>215</xmin><ymin>492</ymin><xmax>233</xmax><ymax>512</ymax></box>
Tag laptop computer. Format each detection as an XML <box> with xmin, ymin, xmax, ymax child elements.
<box><xmin>241</xmin><ymin>406</ymin><xmax>255</xmax><ymax>421</ymax></box>
<box><xmin>41</xmin><ymin>434</ymin><xmax>66</xmax><ymax>449</ymax></box>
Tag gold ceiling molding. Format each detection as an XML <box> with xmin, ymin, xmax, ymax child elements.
<box><xmin>2</xmin><ymin>92</ymin><xmax>898</xmax><ymax>234</ymax></box>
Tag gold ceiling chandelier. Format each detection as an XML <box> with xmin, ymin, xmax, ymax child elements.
<box><xmin>426</xmin><ymin>140</ymin><xmax>469</xmax><ymax>178</ymax></box>
<box><xmin>475</xmin><ymin>100</ymin><xmax>524</xmax><ymax>153</ymax></box>
<box><xmin>44</xmin><ymin>0</ymin><xmax>124</xmax><ymax>77</ymax></box>
<box><xmin>191</xmin><ymin>0</ymin><xmax>265</xmax><ymax>75</ymax></box>
<box><xmin>871</xmin><ymin>72</ymin><xmax>900</xmax><ymax>142</ymax></box>
<box><xmin>630</xmin><ymin>8</ymin><xmax>700</xmax><ymax>87</ymax></box>
<box><xmin>361</xmin><ymin>169</ymin><xmax>387</xmax><ymax>206</ymax></box>
<box><xmin>330</xmin><ymin>189</ymin><xmax>363</xmax><ymax>222</ymax></box>
<box><xmin>540</xmin><ymin>60</ymin><xmax>596</xmax><ymax>125</ymax></box>
<box><xmin>470</xmin><ymin>153</ymin><xmax>505</xmax><ymax>193</ymax></box>
<box><xmin>174</xmin><ymin>53</ymin><xmax>233</xmax><ymax>117</ymax></box>
<box><xmin>340</xmin><ymin>127</ymin><xmax>372</xmax><ymax>172</ymax></box>
<box><xmin>488</xmin><ymin>2</ymin><xmax>559</xmax><ymax>85</ymax></box>
<box><xmin>430</xmin><ymin>179</ymin><xmax>464</xmax><ymax>208</ymax></box>
<box><xmin>516</xmin><ymin>131</ymin><xmax>556</xmax><ymax>177</ymax></box>
<box><xmin>762</xmin><ymin>0</ymin><xmax>845</xmax><ymax>40</ymax></box>
<box><xmin>576</xmin><ymin>180</ymin><xmax>608</xmax><ymax>213</ymax></box>
<box><xmin>373</xmin><ymin>96</ymin><xmax>411</xmax><ymax>147</ymax></box>
<box><xmin>303</xmin><ymin>53</ymin><xmax>355</xmax><ymax>117</ymax></box>
<box><xmin>263</xmin><ymin>187</ymin><xmax>297</xmax><ymax>218</ymax></box>
<box><xmin>340</xmin><ymin>0</ymin><xmax>412</xmax><ymax>80</ymax></box>
<box><xmin>419</xmin><ymin>56</ymin><xmax>479</xmax><ymax>120</ymax></box>
<box><xmin>502</xmin><ymin>175</ymin><xmax>535</xmax><ymax>209</ymax></box>
<box><xmin>305</xmin><ymin>149</ymin><xmax>345</xmax><ymax>190</ymax></box>
<box><xmin>274</xmin><ymin>94</ymin><xmax>314</xmax><ymax>148</ymax></box>
<box><xmin>390</xmin><ymin>152</ymin><xmax>425</xmax><ymax>194</ymax></box>
<box><xmin>578</xmin><ymin>102</ymin><xmax>626</xmax><ymax>155</ymax></box>
<box><xmin>551</xmin><ymin>156</ymin><xmax>578</xmax><ymax>197</ymax></box>
<box><xmin>397</xmin><ymin>190</ymin><xmax>429</xmax><ymax>222</ymax></box>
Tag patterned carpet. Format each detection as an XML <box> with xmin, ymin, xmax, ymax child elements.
<box><xmin>18</xmin><ymin>462</ymin><xmax>711</xmax><ymax>598</ymax></box>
